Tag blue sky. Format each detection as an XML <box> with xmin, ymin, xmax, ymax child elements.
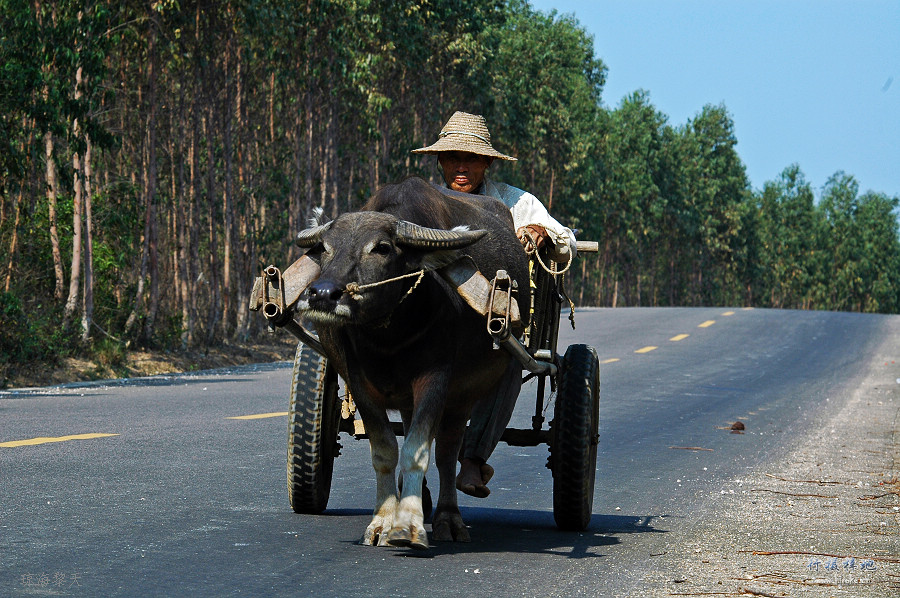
<box><xmin>528</xmin><ymin>0</ymin><xmax>899</xmax><ymax>200</ymax></box>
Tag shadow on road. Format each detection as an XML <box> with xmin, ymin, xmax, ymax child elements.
<box><xmin>320</xmin><ymin>507</ymin><xmax>668</xmax><ymax>559</ymax></box>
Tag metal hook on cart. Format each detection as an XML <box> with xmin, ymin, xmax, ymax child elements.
<box><xmin>487</xmin><ymin>270</ymin><xmax>515</xmax><ymax>346</ymax></box>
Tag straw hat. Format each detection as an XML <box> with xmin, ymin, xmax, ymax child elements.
<box><xmin>411</xmin><ymin>111</ymin><xmax>517</xmax><ymax>161</ymax></box>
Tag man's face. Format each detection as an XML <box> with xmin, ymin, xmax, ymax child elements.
<box><xmin>438</xmin><ymin>151</ymin><xmax>493</xmax><ymax>194</ymax></box>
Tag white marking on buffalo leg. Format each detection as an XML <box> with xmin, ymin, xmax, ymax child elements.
<box><xmin>359</xmin><ymin>413</ymin><xmax>400</xmax><ymax>547</ymax></box>
<box><xmin>388</xmin><ymin>426</ymin><xmax>431</xmax><ymax>549</ymax></box>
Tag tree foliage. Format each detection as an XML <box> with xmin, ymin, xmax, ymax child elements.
<box><xmin>1</xmin><ymin>0</ymin><xmax>898</xmax><ymax>374</ymax></box>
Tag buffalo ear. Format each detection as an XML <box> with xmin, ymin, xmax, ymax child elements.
<box><xmin>295</xmin><ymin>221</ymin><xmax>332</xmax><ymax>248</ymax></box>
<box><xmin>394</xmin><ymin>220</ymin><xmax>487</xmax><ymax>250</ymax></box>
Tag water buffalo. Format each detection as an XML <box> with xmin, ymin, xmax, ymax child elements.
<box><xmin>294</xmin><ymin>177</ymin><xmax>529</xmax><ymax>549</ymax></box>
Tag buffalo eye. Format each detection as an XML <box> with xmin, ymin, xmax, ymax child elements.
<box><xmin>370</xmin><ymin>241</ymin><xmax>393</xmax><ymax>256</ymax></box>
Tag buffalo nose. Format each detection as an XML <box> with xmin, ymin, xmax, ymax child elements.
<box><xmin>308</xmin><ymin>280</ymin><xmax>344</xmax><ymax>307</ymax></box>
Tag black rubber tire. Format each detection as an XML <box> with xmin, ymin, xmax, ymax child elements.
<box><xmin>287</xmin><ymin>341</ymin><xmax>341</xmax><ymax>514</ymax></box>
<box><xmin>551</xmin><ymin>343</ymin><xmax>600</xmax><ymax>531</ymax></box>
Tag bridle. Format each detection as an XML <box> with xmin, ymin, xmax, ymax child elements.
<box><xmin>344</xmin><ymin>268</ymin><xmax>427</xmax><ymax>303</ymax></box>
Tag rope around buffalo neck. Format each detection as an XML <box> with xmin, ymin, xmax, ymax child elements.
<box><xmin>344</xmin><ymin>268</ymin><xmax>427</xmax><ymax>301</ymax></box>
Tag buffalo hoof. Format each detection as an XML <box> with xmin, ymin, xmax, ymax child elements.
<box><xmin>432</xmin><ymin>508</ymin><xmax>470</xmax><ymax>543</ymax></box>
<box><xmin>362</xmin><ymin>524</ymin><xmax>392</xmax><ymax>547</ymax></box>
<box><xmin>386</xmin><ymin>527</ymin><xmax>429</xmax><ymax>550</ymax></box>
<box><xmin>362</xmin><ymin>514</ymin><xmax>396</xmax><ymax>547</ymax></box>
<box><xmin>398</xmin><ymin>475</ymin><xmax>433</xmax><ymax>521</ymax></box>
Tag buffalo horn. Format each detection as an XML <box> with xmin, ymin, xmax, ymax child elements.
<box><xmin>394</xmin><ymin>220</ymin><xmax>487</xmax><ymax>249</ymax></box>
<box><xmin>295</xmin><ymin>221</ymin><xmax>332</xmax><ymax>247</ymax></box>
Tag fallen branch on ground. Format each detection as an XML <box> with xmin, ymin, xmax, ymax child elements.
<box><xmin>750</xmin><ymin>489</ymin><xmax>836</xmax><ymax>499</ymax></box>
<box><xmin>764</xmin><ymin>473</ymin><xmax>842</xmax><ymax>485</ymax></box>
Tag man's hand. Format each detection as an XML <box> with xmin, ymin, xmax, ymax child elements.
<box><xmin>517</xmin><ymin>224</ymin><xmax>572</xmax><ymax>263</ymax></box>
<box><xmin>516</xmin><ymin>224</ymin><xmax>548</xmax><ymax>252</ymax></box>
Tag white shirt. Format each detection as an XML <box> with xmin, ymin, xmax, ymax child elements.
<box><xmin>482</xmin><ymin>178</ymin><xmax>577</xmax><ymax>257</ymax></box>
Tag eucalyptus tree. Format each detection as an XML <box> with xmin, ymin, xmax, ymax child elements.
<box><xmin>0</xmin><ymin>0</ymin><xmax>45</xmax><ymax>294</ymax></box>
<box><xmin>853</xmin><ymin>190</ymin><xmax>900</xmax><ymax>313</ymax></box>
<box><xmin>755</xmin><ymin>165</ymin><xmax>821</xmax><ymax>309</ymax></box>
<box><xmin>0</xmin><ymin>0</ymin><xmax>116</xmax><ymax>343</ymax></box>
<box><xmin>820</xmin><ymin>173</ymin><xmax>900</xmax><ymax>312</ymax></box>
<box><xmin>670</xmin><ymin>104</ymin><xmax>750</xmax><ymax>305</ymax></box>
<box><xmin>594</xmin><ymin>91</ymin><xmax>669</xmax><ymax>306</ymax></box>
<box><xmin>486</xmin><ymin>0</ymin><xmax>606</xmax><ymax>206</ymax></box>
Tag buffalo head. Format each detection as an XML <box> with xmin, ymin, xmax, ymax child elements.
<box><xmin>295</xmin><ymin>211</ymin><xmax>485</xmax><ymax>326</ymax></box>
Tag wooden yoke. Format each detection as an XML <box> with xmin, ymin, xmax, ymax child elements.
<box><xmin>439</xmin><ymin>260</ymin><xmax>523</xmax><ymax>336</ymax></box>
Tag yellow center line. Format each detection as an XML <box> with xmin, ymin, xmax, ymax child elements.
<box><xmin>601</xmin><ymin>358</ymin><xmax>620</xmax><ymax>364</ymax></box>
<box><xmin>226</xmin><ymin>412</ymin><xmax>288</xmax><ymax>420</ymax></box>
<box><xmin>721</xmin><ymin>311</ymin><xmax>735</xmax><ymax>316</ymax></box>
<box><xmin>635</xmin><ymin>346</ymin><xmax>658</xmax><ymax>354</ymax></box>
<box><xmin>698</xmin><ymin>320</ymin><xmax>716</xmax><ymax>328</ymax></box>
<box><xmin>669</xmin><ymin>334</ymin><xmax>690</xmax><ymax>342</ymax></box>
<box><xmin>0</xmin><ymin>433</ymin><xmax>119</xmax><ymax>448</ymax></box>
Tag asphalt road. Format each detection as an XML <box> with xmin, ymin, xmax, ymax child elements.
<box><xmin>1</xmin><ymin>307</ymin><xmax>896</xmax><ymax>597</ymax></box>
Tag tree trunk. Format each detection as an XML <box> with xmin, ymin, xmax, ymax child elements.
<box><xmin>304</xmin><ymin>85</ymin><xmax>315</xmax><ymax>218</ymax></box>
<box><xmin>4</xmin><ymin>187</ymin><xmax>24</xmax><ymax>294</ymax></box>
<box><xmin>81</xmin><ymin>135</ymin><xmax>94</xmax><ymax>343</ymax></box>
<box><xmin>44</xmin><ymin>131</ymin><xmax>65</xmax><ymax>300</ymax></box>
<box><xmin>64</xmin><ymin>65</ymin><xmax>85</xmax><ymax>324</ymax></box>
<box><xmin>578</xmin><ymin>258</ymin><xmax>586</xmax><ymax>306</ymax></box>
<box><xmin>177</xmin><ymin>81</ymin><xmax>193</xmax><ymax>348</ymax></box>
<box><xmin>222</xmin><ymin>37</ymin><xmax>235</xmax><ymax>338</ymax></box>
<box><xmin>3</xmin><ymin>117</ymin><xmax>35</xmax><ymax>293</ymax></box>
<box><xmin>187</xmin><ymin>83</ymin><xmax>202</xmax><ymax>347</ymax></box>
<box><xmin>204</xmin><ymin>104</ymin><xmax>222</xmax><ymax>346</ymax></box>
<box><xmin>141</xmin><ymin>12</ymin><xmax>160</xmax><ymax>344</ymax></box>
<box><xmin>125</xmin><ymin>14</ymin><xmax>159</xmax><ymax>344</ymax></box>
<box><xmin>234</xmin><ymin>42</ymin><xmax>251</xmax><ymax>341</ymax></box>
<box><xmin>548</xmin><ymin>168</ymin><xmax>555</xmax><ymax>210</ymax></box>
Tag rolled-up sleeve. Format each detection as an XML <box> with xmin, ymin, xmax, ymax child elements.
<box><xmin>488</xmin><ymin>180</ymin><xmax>577</xmax><ymax>257</ymax></box>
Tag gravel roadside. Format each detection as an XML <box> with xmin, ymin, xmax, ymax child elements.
<box><xmin>640</xmin><ymin>322</ymin><xmax>900</xmax><ymax>597</ymax></box>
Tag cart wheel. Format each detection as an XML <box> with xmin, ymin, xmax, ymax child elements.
<box><xmin>551</xmin><ymin>343</ymin><xmax>600</xmax><ymax>531</ymax></box>
<box><xmin>287</xmin><ymin>341</ymin><xmax>341</xmax><ymax>514</ymax></box>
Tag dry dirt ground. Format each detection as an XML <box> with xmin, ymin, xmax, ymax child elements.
<box><xmin>640</xmin><ymin>328</ymin><xmax>900</xmax><ymax>597</ymax></box>
<box><xmin>1</xmin><ymin>336</ymin><xmax>298</xmax><ymax>390</ymax></box>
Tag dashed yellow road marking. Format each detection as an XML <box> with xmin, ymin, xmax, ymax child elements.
<box><xmin>591</xmin><ymin>311</ymin><xmax>741</xmax><ymax>363</ymax></box>
<box><xmin>226</xmin><ymin>412</ymin><xmax>288</xmax><ymax>420</ymax></box>
<box><xmin>0</xmin><ymin>433</ymin><xmax>119</xmax><ymax>448</ymax></box>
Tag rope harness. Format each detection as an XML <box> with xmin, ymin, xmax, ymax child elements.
<box><xmin>520</xmin><ymin>230</ymin><xmax>577</xmax><ymax>330</ymax></box>
<box><xmin>344</xmin><ymin>268</ymin><xmax>427</xmax><ymax>302</ymax></box>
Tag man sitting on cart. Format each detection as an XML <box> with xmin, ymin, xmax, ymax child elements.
<box><xmin>412</xmin><ymin>111</ymin><xmax>577</xmax><ymax>498</ymax></box>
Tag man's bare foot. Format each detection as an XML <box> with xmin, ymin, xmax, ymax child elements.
<box><xmin>456</xmin><ymin>458</ymin><xmax>494</xmax><ymax>498</ymax></box>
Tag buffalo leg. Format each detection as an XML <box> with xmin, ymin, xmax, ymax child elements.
<box><xmin>398</xmin><ymin>410</ymin><xmax>432</xmax><ymax>519</ymax></box>
<box><xmin>387</xmin><ymin>422</ymin><xmax>431</xmax><ymax>549</ymax></box>
<box><xmin>356</xmin><ymin>402</ymin><xmax>400</xmax><ymax>547</ymax></box>
<box><xmin>388</xmin><ymin>371</ymin><xmax>449</xmax><ymax>549</ymax></box>
<box><xmin>431</xmin><ymin>410</ymin><xmax>471</xmax><ymax>542</ymax></box>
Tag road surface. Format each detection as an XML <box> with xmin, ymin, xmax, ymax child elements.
<box><xmin>2</xmin><ymin>307</ymin><xmax>898</xmax><ymax>597</ymax></box>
